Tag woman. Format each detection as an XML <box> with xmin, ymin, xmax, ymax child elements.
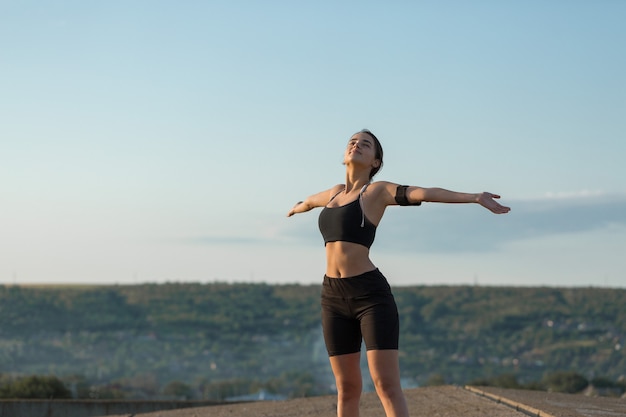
<box><xmin>287</xmin><ymin>129</ymin><xmax>510</xmax><ymax>417</ymax></box>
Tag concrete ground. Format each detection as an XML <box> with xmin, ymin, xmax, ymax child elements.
<box><xmin>471</xmin><ymin>386</ymin><xmax>626</xmax><ymax>417</ymax></box>
<box><xmin>105</xmin><ymin>385</ymin><xmax>626</xmax><ymax>417</ymax></box>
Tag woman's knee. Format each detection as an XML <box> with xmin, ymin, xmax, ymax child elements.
<box><xmin>372</xmin><ymin>376</ymin><xmax>402</xmax><ymax>396</ymax></box>
<box><xmin>367</xmin><ymin>349</ymin><xmax>402</xmax><ymax>396</ymax></box>
<box><xmin>336</xmin><ymin>377</ymin><xmax>362</xmax><ymax>400</ymax></box>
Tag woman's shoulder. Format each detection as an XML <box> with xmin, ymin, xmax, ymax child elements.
<box><xmin>366</xmin><ymin>181</ymin><xmax>402</xmax><ymax>204</ymax></box>
<box><xmin>368</xmin><ymin>180</ymin><xmax>399</xmax><ymax>191</ymax></box>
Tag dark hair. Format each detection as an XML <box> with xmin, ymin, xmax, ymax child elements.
<box><xmin>357</xmin><ymin>129</ymin><xmax>384</xmax><ymax>179</ymax></box>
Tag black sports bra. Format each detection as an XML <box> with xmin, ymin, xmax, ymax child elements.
<box><xmin>318</xmin><ymin>185</ymin><xmax>376</xmax><ymax>249</ymax></box>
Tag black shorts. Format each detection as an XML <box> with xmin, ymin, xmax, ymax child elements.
<box><xmin>321</xmin><ymin>268</ymin><xmax>399</xmax><ymax>356</ymax></box>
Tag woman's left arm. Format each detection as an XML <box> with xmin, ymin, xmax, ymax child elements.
<box><xmin>406</xmin><ymin>186</ymin><xmax>511</xmax><ymax>214</ymax></box>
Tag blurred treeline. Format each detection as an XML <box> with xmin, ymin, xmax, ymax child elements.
<box><xmin>1</xmin><ymin>283</ymin><xmax>624</xmax><ymax>399</ymax></box>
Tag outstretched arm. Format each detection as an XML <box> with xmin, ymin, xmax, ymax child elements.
<box><xmin>287</xmin><ymin>185</ymin><xmax>344</xmax><ymax>217</ymax></box>
<box><xmin>405</xmin><ymin>186</ymin><xmax>511</xmax><ymax>214</ymax></box>
<box><xmin>287</xmin><ymin>200</ymin><xmax>313</xmax><ymax>217</ymax></box>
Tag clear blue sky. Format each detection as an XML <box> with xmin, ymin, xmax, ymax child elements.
<box><xmin>2</xmin><ymin>1</ymin><xmax>625</xmax><ymax>287</ymax></box>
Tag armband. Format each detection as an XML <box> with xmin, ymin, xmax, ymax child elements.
<box><xmin>395</xmin><ymin>185</ymin><xmax>421</xmax><ymax>206</ymax></box>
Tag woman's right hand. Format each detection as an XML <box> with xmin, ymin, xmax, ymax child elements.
<box><xmin>287</xmin><ymin>201</ymin><xmax>304</xmax><ymax>217</ymax></box>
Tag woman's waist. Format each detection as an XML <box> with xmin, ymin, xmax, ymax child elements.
<box><xmin>324</xmin><ymin>245</ymin><xmax>376</xmax><ymax>278</ymax></box>
<box><xmin>326</xmin><ymin>257</ymin><xmax>376</xmax><ymax>278</ymax></box>
<box><xmin>322</xmin><ymin>268</ymin><xmax>391</xmax><ymax>296</ymax></box>
<box><xmin>324</xmin><ymin>266</ymin><xmax>378</xmax><ymax>279</ymax></box>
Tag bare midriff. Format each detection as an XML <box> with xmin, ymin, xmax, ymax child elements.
<box><xmin>324</xmin><ymin>241</ymin><xmax>377</xmax><ymax>278</ymax></box>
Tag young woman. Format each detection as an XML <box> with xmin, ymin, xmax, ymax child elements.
<box><xmin>287</xmin><ymin>129</ymin><xmax>510</xmax><ymax>417</ymax></box>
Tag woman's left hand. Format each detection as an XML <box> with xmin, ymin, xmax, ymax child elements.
<box><xmin>478</xmin><ymin>192</ymin><xmax>511</xmax><ymax>214</ymax></box>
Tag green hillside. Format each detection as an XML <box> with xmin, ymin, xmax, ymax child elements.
<box><xmin>1</xmin><ymin>283</ymin><xmax>624</xmax><ymax>399</ymax></box>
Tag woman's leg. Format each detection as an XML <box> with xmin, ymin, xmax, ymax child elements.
<box><xmin>366</xmin><ymin>349</ymin><xmax>408</xmax><ymax>417</ymax></box>
<box><xmin>329</xmin><ymin>351</ymin><xmax>362</xmax><ymax>417</ymax></box>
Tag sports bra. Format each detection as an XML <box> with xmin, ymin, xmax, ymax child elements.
<box><xmin>318</xmin><ymin>185</ymin><xmax>376</xmax><ymax>249</ymax></box>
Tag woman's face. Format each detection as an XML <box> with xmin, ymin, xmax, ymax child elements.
<box><xmin>344</xmin><ymin>132</ymin><xmax>381</xmax><ymax>170</ymax></box>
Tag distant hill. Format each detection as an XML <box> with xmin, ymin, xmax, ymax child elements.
<box><xmin>1</xmin><ymin>283</ymin><xmax>624</xmax><ymax>399</ymax></box>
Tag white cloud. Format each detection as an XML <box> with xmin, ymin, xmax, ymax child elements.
<box><xmin>542</xmin><ymin>190</ymin><xmax>607</xmax><ymax>199</ymax></box>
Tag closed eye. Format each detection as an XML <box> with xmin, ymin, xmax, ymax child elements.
<box><xmin>347</xmin><ymin>139</ymin><xmax>373</xmax><ymax>148</ymax></box>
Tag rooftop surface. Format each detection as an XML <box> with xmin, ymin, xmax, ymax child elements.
<box><xmin>108</xmin><ymin>385</ymin><xmax>626</xmax><ymax>417</ymax></box>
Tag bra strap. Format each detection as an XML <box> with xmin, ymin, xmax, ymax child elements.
<box><xmin>327</xmin><ymin>189</ymin><xmax>343</xmax><ymax>204</ymax></box>
<box><xmin>359</xmin><ymin>184</ymin><xmax>369</xmax><ymax>227</ymax></box>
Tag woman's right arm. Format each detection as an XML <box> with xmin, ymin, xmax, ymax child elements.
<box><xmin>287</xmin><ymin>185</ymin><xmax>343</xmax><ymax>217</ymax></box>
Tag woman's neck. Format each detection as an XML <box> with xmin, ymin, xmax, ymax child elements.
<box><xmin>344</xmin><ymin>168</ymin><xmax>370</xmax><ymax>193</ymax></box>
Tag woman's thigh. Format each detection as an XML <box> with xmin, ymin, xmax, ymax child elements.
<box><xmin>329</xmin><ymin>351</ymin><xmax>363</xmax><ymax>390</ymax></box>
<box><xmin>366</xmin><ymin>349</ymin><xmax>402</xmax><ymax>388</ymax></box>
